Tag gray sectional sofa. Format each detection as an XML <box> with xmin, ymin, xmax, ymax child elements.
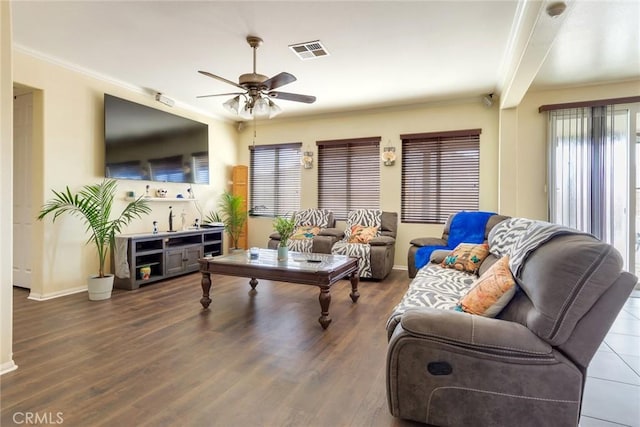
<box><xmin>386</xmin><ymin>217</ymin><xmax>637</xmax><ymax>426</ymax></box>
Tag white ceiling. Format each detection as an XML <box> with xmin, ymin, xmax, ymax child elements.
<box><xmin>10</xmin><ymin>0</ymin><xmax>640</xmax><ymax>121</ymax></box>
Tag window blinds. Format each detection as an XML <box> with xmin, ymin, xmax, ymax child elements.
<box><xmin>249</xmin><ymin>143</ymin><xmax>302</xmax><ymax>217</ymax></box>
<box><xmin>401</xmin><ymin>129</ymin><xmax>480</xmax><ymax>224</ymax></box>
<box><xmin>317</xmin><ymin>137</ymin><xmax>380</xmax><ymax>220</ymax></box>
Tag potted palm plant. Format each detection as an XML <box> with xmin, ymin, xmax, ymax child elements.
<box><xmin>273</xmin><ymin>213</ymin><xmax>297</xmax><ymax>261</ymax></box>
<box><xmin>37</xmin><ymin>179</ymin><xmax>151</xmax><ymax>300</ymax></box>
<box><xmin>218</xmin><ymin>191</ymin><xmax>248</xmax><ymax>251</ymax></box>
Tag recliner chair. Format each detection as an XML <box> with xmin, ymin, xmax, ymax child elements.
<box><xmin>407</xmin><ymin>212</ymin><xmax>509</xmax><ymax>278</ymax></box>
<box><xmin>267</xmin><ymin>208</ymin><xmax>340</xmax><ymax>254</ymax></box>
<box><xmin>331</xmin><ymin>209</ymin><xmax>398</xmax><ymax>280</ymax></box>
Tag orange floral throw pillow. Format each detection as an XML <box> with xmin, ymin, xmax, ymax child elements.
<box><xmin>456</xmin><ymin>256</ymin><xmax>516</xmax><ymax>317</ymax></box>
<box><xmin>441</xmin><ymin>243</ymin><xmax>490</xmax><ymax>274</ymax></box>
<box><xmin>347</xmin><ymin>225</ymin><xmax>379</xmax><ymax>244</ymax></box>
<box><xmin>291</xmin><ymin>226</ymin><xmax>320</xmax><ymax>240</ymax></box>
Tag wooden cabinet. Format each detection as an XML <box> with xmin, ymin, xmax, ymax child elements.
<box><xmin>232</xmin><ymin>165</ymin><xmax>248</xmax><ymax>249</ymax></box>
<box><xmin>113</xmin><ymin>227</ymin><xmax>223</xmax><ymax>290</ymax></box>
<box><xmin>165</xmin><ymin>245</ymin><xmax>202</xmax><ymax>276</ymax></box>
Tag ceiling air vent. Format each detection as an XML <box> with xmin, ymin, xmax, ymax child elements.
<box><xmin>289</xmin><ymin>40</ymin><xmax>329</xmax><ymax>60</ymax></box>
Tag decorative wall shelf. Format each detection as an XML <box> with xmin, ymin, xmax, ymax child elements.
<box><xmin>125</xmin><ymin>197</ymin><xmax>198</xmax><ymax>202</ymax></box>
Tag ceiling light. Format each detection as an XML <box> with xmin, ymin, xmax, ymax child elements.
<box><xmin>224</xmin><ymin>94</ymin><xmax>283</xmax><ymax>120</ymax></box>
<box><xmin>253</xmin><ymin>97</ymin><xmax>270</xmax><ymax>118</ymax></box>
<box><xmin>268</xmin><ymin>100</ymin><xmax>282</xmax><ymax>118</ymax></box>
<box><xmin>222</xmin><ymin>96</ymin><xmax>240</xmax><ymax>114</ymax></box>
<box><xmin>546</xmin><ymin>2</ymin><xmax>567</xmax><ymax>17</ymax></box>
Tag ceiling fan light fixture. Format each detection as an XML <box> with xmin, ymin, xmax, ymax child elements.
<box><xmin>268</xmin><ymin>100</ymin><xmax>282</xmax><ymax>118</ymax></box>
<box><xmin>198</xmin><ymin>35</ymin><xmax>316</xmax><ymax>118</ymax></box>
<box><xmin>222</xmin><ymin>96</ymin><xmax>240</xmax><ymax>114</ymax></box>
<box><xmin>253</xmin><ymin>97</ymin><xmax>270</xmax><ymax>118</ymax></box>
<box><xmin>239</xmin><ymin>103</ymin><xmax>253</xmax><ymax>120</ymax></box>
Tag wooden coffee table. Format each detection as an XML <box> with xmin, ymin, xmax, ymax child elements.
<box><xmin>198</xmin><ymin>249</ymin><xmax>359</xmax><ymax>329</ymax></box>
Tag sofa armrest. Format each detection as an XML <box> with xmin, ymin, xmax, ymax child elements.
<box><xmin>369</xmin><ymin>235</ymin><xmax>395</xmax><ymax>246</ymax></box>
<box><xmin>410</xmin><ymin>237</ymin><xmax>447</xmax><ymax>247</ymax></box>
<box><xmin>318</xmin><ymin>227</ymin><xmax>344</xmax><ymax>239</ymax></box>
<box><xmin>429</xmin><ymin>249</ymin><xmax>450</xmax><ymax>264</ymax></box>
<box><xmin>398</xmin><ymin>308</ymin><xmax>552</xmax><ymax>357</ymax></box>
<box><xmin>312</xmin><ymin>235</ymin><xmax>337</xmax><ymax>254</ymax></box>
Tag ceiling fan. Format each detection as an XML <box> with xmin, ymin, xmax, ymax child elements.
<box><xmin>197</xmin><ymin>36</ymin><xmax>316</xmax><ymax>118</ymax></box>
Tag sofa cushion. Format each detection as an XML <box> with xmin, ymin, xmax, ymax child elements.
<box><xmin>347</xmin><ymin>225</ymin><xmax>378</xmax><ymax>243</ymax></box>
<box><xmin>291</xmin><ymin>225</ymin><xmax>320</xmax><ymax>240</ymax></box>
<box><xmin>344</xmin><ymin>209</ymin><xmax>382</xmax><ymax>240</ymax></box>
<box><xmin>386</xmin><ymin>263</ymin><xmax>476</xmax><ymax>336</ymax></box>
<box><xmin>456</xmin><ymin>255</ymin><xmax>516</xmax><ymax>317</ymax></box>
<box><xmin>441</xmin><ymin>243</ymin><xmax>489</xmax><ymax>274</ymax></box>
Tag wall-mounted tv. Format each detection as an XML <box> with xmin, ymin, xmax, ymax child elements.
<box><xmin>104</xmin><ymin>94</ymin><xmax>209</xmax><ymax>184</ymax></box>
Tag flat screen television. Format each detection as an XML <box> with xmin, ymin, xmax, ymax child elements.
<box><xmin>104</xmin><ymin>94</ymin><xmax>209</xmax><ymax>184</ymax></box>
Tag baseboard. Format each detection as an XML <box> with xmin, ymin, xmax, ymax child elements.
<box><xmin>28</xmin><ymin>286</ymin><xmax>87</xmax><ymax>301</ymax></box>
<box><xmin>0</xmin><ymin>360</ymin><xmax>18</xmax><ymax>375</ymax></box>
<box><xmin>393</xmin><ymin>265</ymin><xmax>408</xmax><ymax>271</ymax></box>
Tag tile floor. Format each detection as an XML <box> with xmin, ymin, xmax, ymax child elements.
<box><xmin>580</xmin><ymin>290</ymin><xmax>640</xmax><ymax>427</ymax></box>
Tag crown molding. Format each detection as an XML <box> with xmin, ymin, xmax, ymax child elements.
<box><xmin>12</xmin><ymin>43</ymin><xmax>234</xmax><ymax>123</ymax></box>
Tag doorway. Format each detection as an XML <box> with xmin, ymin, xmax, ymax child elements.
<box><xmin>548</xmin><ymin>102</ymin><xmax>640</xmax><ymax>281</ymax></box>
<box><xmin>12</xmin><ymin>89</ymin><xmax>33</xmax><ymax>289</ymax></box>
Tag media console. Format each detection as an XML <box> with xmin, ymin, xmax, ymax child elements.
<box><xmin>114</xmin><ymin>227</ymin><xmax>224</xmax><ymax>290</ymax></box>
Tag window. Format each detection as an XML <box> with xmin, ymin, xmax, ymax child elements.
<box><xmin>401</xmin><ymin>129</ymin><xmax>481</xmax><ymax>224</ymax></box>
<box><xmin>317</xmin><ymin>137</ymin><xmax>380</xmax><ymax>220</ymax></box>
<box><xmin>250</xmin><ymin>143</ymin><xmax>301</xmax><ymax>217</ymax></box>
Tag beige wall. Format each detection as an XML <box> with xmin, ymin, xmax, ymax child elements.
<box><xmin>13</xmin><ymin>50</ymin><xmax>238</xmax><ymax>299</ymax></box>
<box><xmin>238</xmin><ymin>100</ymin><xmax>501</xmax><ymax>269</ymax></box>
<box><xmin>498</xmin><ymin>80</ymin><xmax>640</xmax><ymax>220</ymax></box>
<box><xmin>1</xmin><ymin>1</ymin><xmax>17</xmax><ymax>374</ymax></box>
<box><xmin>8</xmin><ymin>41</ymin><xmax>640</xmax><ymax>299</ymax></box>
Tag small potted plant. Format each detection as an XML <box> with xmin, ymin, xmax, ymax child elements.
<box><xmin>273</xmin><ymin>213</ymin><xmax>297</xmax><ymax>261</ymax></box>
<box><xmin>37</xmin><ymin>179</ymin><xmax>151</xmax><ymax>300</ymax></box>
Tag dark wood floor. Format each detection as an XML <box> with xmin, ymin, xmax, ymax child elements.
<box><xmin>1</xmin><ymin>269</ymin><xmax>425</xmax><ymax>427</ymax></box>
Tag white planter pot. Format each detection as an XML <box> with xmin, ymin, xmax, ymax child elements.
<box><xmin>88</xmin><ymin>275</ymin><xmax>114</xmax><ymax>301</ymax></box>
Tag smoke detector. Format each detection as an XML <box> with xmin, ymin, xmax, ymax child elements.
<box><xmin>289</xmin><ymin>40</ymin><xmax>330</xmax><ymax>60</ymax></box>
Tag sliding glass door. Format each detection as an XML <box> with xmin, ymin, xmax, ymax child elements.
<box><xmin>548</xmin><ymin>104</ymin><xmax>638</xmax><ymax>272</ymax></box>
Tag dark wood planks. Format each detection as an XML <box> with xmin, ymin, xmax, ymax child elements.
<box><xmin>1</xmin><ymin>270</ymin><xmax>425</xmax><ymax>427</ymax></box>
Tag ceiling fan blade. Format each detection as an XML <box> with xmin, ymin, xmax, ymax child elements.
<box><xmin>262</xmin><ymin>72</ymin><xmax>296</xmax><ymax>90</ymax></box>
<box><xmin>198</xmin><ymin>70</ymin><xmax>244</xmax><ymax>90</ymax></box>
<box><xmin>196</xmin><ymin>92</ymin><xmax>244</xmax><ymax>99</ymax></box>
<box><xmin>268</xmin><ymin>91</ymin><xmax>316</xmax><ymax>104</ymax></box>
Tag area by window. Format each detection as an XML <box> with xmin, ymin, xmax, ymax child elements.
<box><xmin>317</xmin><ymin>136</ymin><xmax>381</xmax><ymax>220</ymax></box>
<box><xmin>249</xmin><ymin>143</ymin><xmax>301</xmax><ymax>217</ymax></box>
<box><xmin>401</xmin><ymin>129</ymin><xmax>481</xmax><ymax>224</ymax></box>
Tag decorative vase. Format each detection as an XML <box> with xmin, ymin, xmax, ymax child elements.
<box><xmin>277</xmin><ymin>246</ymin><xmax>288</xmax><ymax>261</ymax></box>
<box><xmin>87</xmin><ymin>275</ymin><xmax>114</xmax><ymax>301</ymax></box>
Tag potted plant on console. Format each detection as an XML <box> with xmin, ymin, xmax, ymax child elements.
<box><xmin>273</xmin><ymin>214</ymin><xmax>296</xmax><ymax>261</ymax></box>
<box><xmin>218</xmin><ymin>191</ymin><xmax>248</xmax><ymax>252</ymax></box>
<box><xmin>37</xmin><ymin>179</ymin><xmax>151</xmax><ymax>300</ymax></box>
